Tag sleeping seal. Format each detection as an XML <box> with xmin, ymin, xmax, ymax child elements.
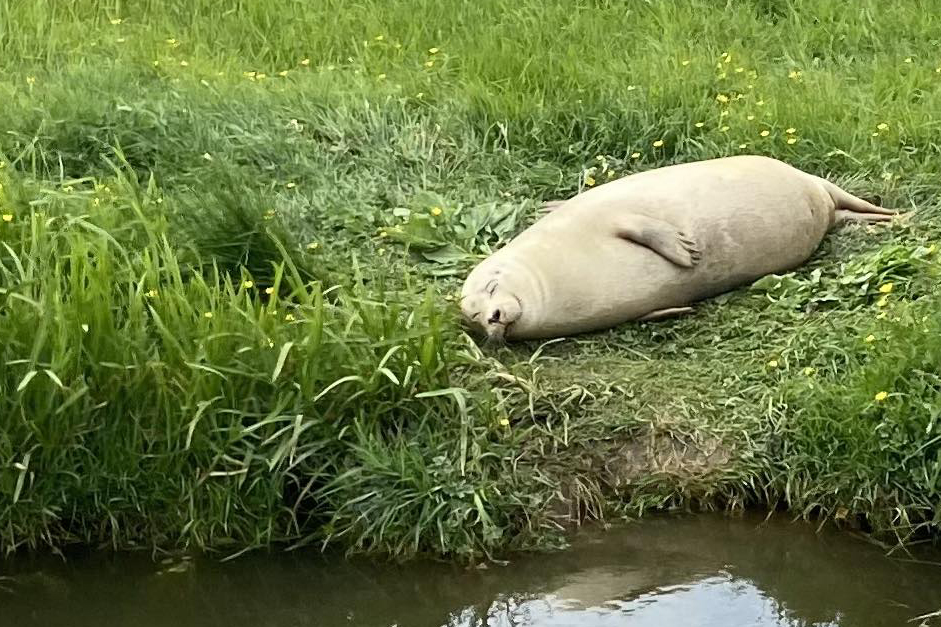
<box><xmin>460</xmin><ymin>155</ymin><xmax>898</xmax><ymax>343</ymax></box>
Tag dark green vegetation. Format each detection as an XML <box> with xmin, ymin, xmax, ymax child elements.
<box><xmin>1</xmin><ymin>0</ymin><xmax>940</xmax><ymax>560</ymax></box>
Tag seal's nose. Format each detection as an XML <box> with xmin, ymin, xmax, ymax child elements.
<box><xmin>487</xmin><ymin>309</ymin><xmax>502</xmax><ymax>324</ymax></box>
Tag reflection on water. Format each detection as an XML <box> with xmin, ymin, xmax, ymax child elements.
<box><xmin>450</xmin><ymin>576</ymin><xmax>835</xmax><ymax>627</ymax></box>
<box><xmin>1</xmin><ymin>513</ymin><xmax>939</xmax><ymax>627</ymax></box>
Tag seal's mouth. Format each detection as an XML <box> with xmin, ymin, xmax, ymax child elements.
<box><xmin>484</xmin><ymin>321</ymin><xmax>511</xmax><ymax>346</ymax></box>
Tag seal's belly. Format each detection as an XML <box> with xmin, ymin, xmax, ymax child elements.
<box><xmin>683</xmin><ymin>186</ymin><xmax>832</xmax><ymax>299</ymax></box>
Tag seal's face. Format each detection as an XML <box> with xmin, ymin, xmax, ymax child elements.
<box><xmin>460</xmin><ymin>280</ymin><xmax>522</xmax><ymax>345</ymax></box>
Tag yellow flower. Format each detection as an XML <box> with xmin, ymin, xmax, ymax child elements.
<box><xmin>430</xmin><ymin>206</ymin><xmax>443</xmax><ymax>216</ymax></box>
<box><xmin>429</xmin><ymin>47</ymin><xmax>440</xmax><ymax>54</ymax></box>
<box><xmin>180</xmin><ymin>60</ymin><xmax>189</xmax><ymax>67</ymax></box>
<box><xmin>116</xmin><ymin>37</ymin><xmax>127</xmax><ymax>44</ymax></box>
<box><xmin>876</xmin><ymin>296</ymin><xmax>889</xmax><ymax>307</ymax></box>
<box><xmin>307</xmin><ymin>242</ymin><xmax>319</xmax><ymax>250</ymax></box>
<box><xmin>166</xmin><ymin>38</ymin><xmax>178</xmax><ymax>46</ymax></box>
<box><xmin>416</xmin><ymin>92</ymin><xmax>425</xmax><ymax>98</ymax></box>
<box><xmin>204</xmin><ymin>312</ymin><xmax>214</xmax><ymax>319</ymax></box>
<box><xmin>904</xmin><ymin>57</ymin><xmax>912</xmax><ymax>63</ymax></box>
<box><xmin>607</xmin><ymin>170</ymin><xmax>615</xmax><ymax>178</ymax></box>
<box><xmin>81</xmin><ymin>324</ymin><xmax>89</xmax><ymax>333</ymax></box>
<box><xmin>720</xmin><ymin>110</ymin><xmax>730</xmax><ymax>117</ymax></box>
<box><xmin>785</xmin><ymin>127</ymin><xmax>796</xmax><ymax>134</ymax></box>
<box><xmin>715</xmin><ymin>94</ymin><xmax>729</xmax><ymax>103</ymax></box>
<box><xmin>285</xmin><ymin>313</ymin><xmax>295</xmax><ymax>321</ymax></box>
<box><xmin>735</xmin><ymin>67</ymin><xmax>744</xmax><ymax>73</ymax></box>
<box><xmin>720</xmin><ymin>126</ymin><xmax>730</xmax><ymax>132</ymax></box>
<box><xmin>653</xmin><ymin>139</ymin><xmax>664</xmax><ymax>147</ymax></box>
<box><xmin>872</xmin><ymin>131</ymin><xmax>880</xmax><ymax>137</ymax></box>
<box><xmin>285</xmin><ymin>182</ymin><xmax>296</xmax><ymax>189</ymax></box>
<box><xmin>694</xmin><ymin>122</ymin><xmax>705</xmax><ymax>128</ymax></box>
<box><xmin>756</xmin><ymin>99</ymin><xmax>765</xmax><ymax>106</ymax></box>
<box><xmin>377</xmin><ymin>248</ymin><xmax>386</xmax><ymax>256</ymax></box>
<box><xmin>1</xmin><ymin>214</ymin><xmax>12</xmax><ymax>222</ymax></box>
<box><xmin>424</xmin><ymin>60</ymin><xmax>434</xmax><ymax>68</ymax></box>
<box><xmin>110</xmin><ymin>18</ymin><xmax>123</xmax><ymax>25</ymax></box>
<box><xmin>874</xmin><ymin>391</ymin><xmax>888</xmax><ymax>402</ymax></box>
<box><xmin>379</xmin><ymin>231</ymin><xmax>388</xmax><ymax>237</ymax></box>
<box><xmin>681</xmin><ymin>60</ymin><xmax>690</xmax><ymax>66</ymax></box>
<box><xmin>747</xmin><ymin>115</ymin><xmax>755</xmax><ymax>121</ymax></box>
<box><xmin>788</xmin><ymin>69</ymin><xmax>802</xmax><ymax>79</ymax></box>
<box><xmin>878</xmin><ymin>282</ymin><xmax>894</xmax><ymax>294</ymax></box>
<box><xmin>146</xmin><ymin>289</ymin><xmax>158</xmax><ymax>298</ymax></box>
<box><xmin>865</xmin><ymin>334</ymin><xmax>876</xmax><ymax>343</ymax></box>
<box><xmin>26</xmin><ymin>76</ymin><xmax>36</xmax><ymax>86</ymax></box>
<box><xmin>876</xmin><ymin>312</ymin><xmax>887</xmax><ymax>320</ymax></box>
<box><xmin>242</xmin><ymin>280</ymin><xmax>254</xmax><ymax>288</ymax></box>
<box><xmin>301</xmin><ymin>58</ymin><xmax>311</xmax><ymax>66</ymax></box>
<box><xmin>278</xmin><ymin>70</ymin><xmax>289</xmax><ymax>77</ymax></box>
<box><xmin>787</xmin><ymin>137</ymin><xmax>798</xmax><ymax>145</ymax></box>
<box><xmin>803</xmin><ymin>367</ymin><xmax>816</xmax><ymax>376</ymax></box>
<box><xmin>767</xmin><ymin>360</ymin><xmax>779</xmax><ymax>369</ymax></box>
<box><xmin>759</xmin><ymin>130</ymin><xmax>770</xmax><ymax>137</ymax></box>
<box><xmin>877</xmin><ymin>122</ymin><xmax>889</xmax><ymax>131</ymax></box>
<box><xmin>374</xmin><ymin>35</ymin><xmax>385</xmax><ymax>41</ymax></box>
<box><xmin>256</xmin><ymin>72</ymin><xmax>266</xmax><ymax>79</ymax></box>
<box><xmin>499</xmin><ymin>418</ymin><xmax>510</xmax><ymax>427</ymax></box>
<box><xmin>585</xmin><ymin>175</ymin><xmax>596</xmax><ymax>186</ymax></box>
<box><xmin>265</xmin><ymin>287</ymin><xmax>275</xmax><ymax>295</ymax></box>
<box><xmin>631</xmin><ymin>152</ymin><xmax>640</xmax><ymax>159</ymax></box>
<box><xmin>202</xmin><ymin>153</ymin><xmax>212</xmax><ymax>161</ymax></box>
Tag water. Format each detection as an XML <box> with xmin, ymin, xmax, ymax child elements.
<box><xmin>2</xmin><ymin>513</ymin><xmax>939</xmax><ymax>627</ymax></box>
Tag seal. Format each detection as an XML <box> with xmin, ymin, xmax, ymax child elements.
<box><xmin>460</xmin><ymin>155</ymin><xmax>899</xmax><ymax>343</ymax></box>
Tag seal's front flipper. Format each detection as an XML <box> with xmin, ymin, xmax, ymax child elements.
<box><xmin>614</xmin><ymin>215</ymin><xmax>702</xmax><ymax>268</ymax></box>
<box><xmin>637</xmin><ymin>306</ymin><xmax>694</xmax><ymax>322</ymax></box>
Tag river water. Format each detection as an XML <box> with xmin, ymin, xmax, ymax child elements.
<box><xmin>1</xmin><ymin>513</ymin><xmax>939</xmax><ymax>627</ymax></box>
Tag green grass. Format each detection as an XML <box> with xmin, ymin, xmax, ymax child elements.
<box><xmin>1</xmin><ymin>0</ymin><xmax>940</xmax><ymax>560</ymax></box>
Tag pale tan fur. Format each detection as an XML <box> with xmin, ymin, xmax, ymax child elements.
<box><xmin>461</xmin><ymin>155</ymin><xmax>898</xmax><ymax>342</ymax></box>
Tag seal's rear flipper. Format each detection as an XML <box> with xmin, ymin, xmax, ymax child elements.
<box><xmin>614</xmin><ymin>214</ymin><xmax>702</xmax><ymax>268</ymax></box>
<box><xmin>819</xmin><ymin>178</ymin><xmax>899</xmax><ymax>216</ymax></box>
<box><xmin>638</xmin><ymin>306</ymin><xmax>694</xmax><ymax>322</ymax></box>
<box><xmin>835</xmin><ymin>209</ymin><xmax>894</xmax><ymax>225</ymax></box>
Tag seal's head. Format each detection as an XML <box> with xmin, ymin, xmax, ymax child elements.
<box><xmin>460</xmin><ymin>278</ymin><xmax>522</xmax><ymax>344</ymax></box>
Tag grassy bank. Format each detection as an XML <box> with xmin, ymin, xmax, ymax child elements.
<box><xmin>1</xmin><ymin>0</ymin><xmax>940</xmax><ymax>560</ymax></box>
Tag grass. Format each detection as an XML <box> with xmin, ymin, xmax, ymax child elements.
<box><xmin>1</xmin><ymin>0</ymin><xmax>940</xmax><ymax>561</ymax></box>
